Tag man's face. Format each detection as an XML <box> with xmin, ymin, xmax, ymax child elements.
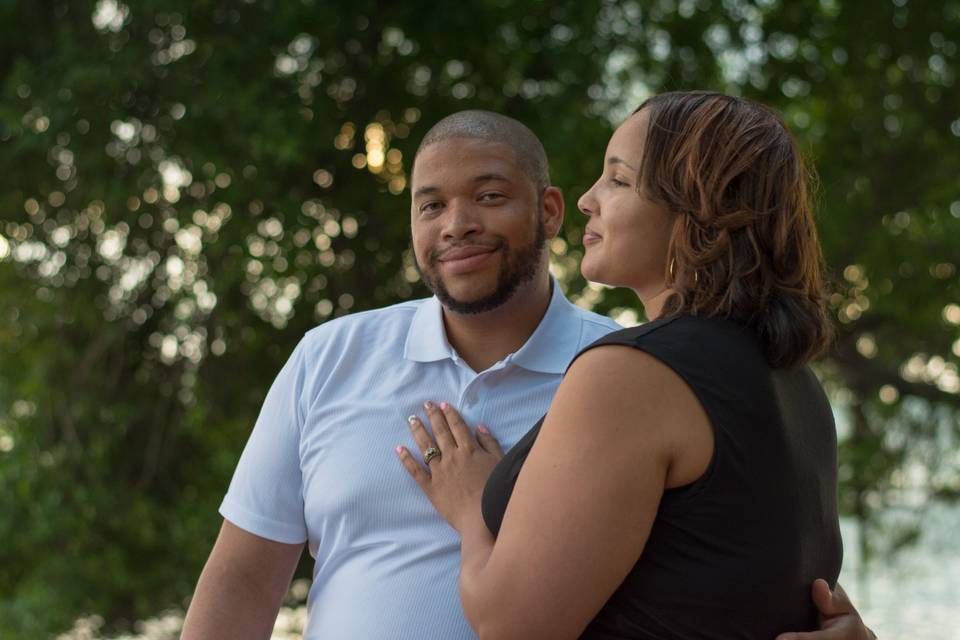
<box><xmin>410</xmin><ymin>138</ymin><xmax>546</xmax><ymax>314</ymax></box>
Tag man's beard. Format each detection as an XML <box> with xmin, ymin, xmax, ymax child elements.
<box><xmin>415</xmin><ymin>218</ymin><xmax>547</xmax><ymax>315</ymax></box>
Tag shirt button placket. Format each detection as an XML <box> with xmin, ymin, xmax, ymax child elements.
<box><xmin>460</xmin><ymin>375</ymin><xmax>483</xmax><ymax>425</ymax></box>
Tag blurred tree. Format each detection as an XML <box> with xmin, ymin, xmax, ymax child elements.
<box><xmin>0</xmin><ymin>0</ymin><xmax>958</xmax><ymax>636</ymax></box>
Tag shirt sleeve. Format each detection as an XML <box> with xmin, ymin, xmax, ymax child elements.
<box><xmin>219</xmin><ymin>337</ymin><xmax>310</xmax><ymax>544</ymax></box>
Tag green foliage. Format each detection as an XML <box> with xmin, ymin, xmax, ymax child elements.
<box><xmin>1</xmin><ymin>0</ymin><xmax>958</xmax><ymax>636</ymax></box>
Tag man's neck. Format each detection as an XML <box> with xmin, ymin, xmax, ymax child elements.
<box><xmin>441</xmin><ymin>274</ymin><xmax>553</xmax><ymax>373</ymax></box>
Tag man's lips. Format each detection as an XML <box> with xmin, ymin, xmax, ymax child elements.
<box><xmin>435</xmin><ymin>245</ymin><xmax>498</xmax><ymax>275</ymax></box>
<box><xmin>438</xmin><ymin>245</ymin><xmax>497</xmax><ymax>262</ymax></box>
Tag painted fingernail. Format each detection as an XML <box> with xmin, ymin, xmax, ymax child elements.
<box><xmin>407</xmin><ymin>415</ymin><xmax>418</xmax><ymax>425</ymax></box>
<box><xmin>477</xmin><ymin>425</ymin><xmax>489</xmax><ymax>434</ymax></box>
<box><xmin>440</xmin><ymin>401</ymin><xmax>449</xmax><ymax>411</ymax></box>
<box><xmin>424</xmin><ymin>400</ymin><xmax>434</xmax><ymax>410</ymax></box>
<box><xmin>395</xmin><ymin>445</ymin><xmax>404</xmax><ymax>455</ymax></box>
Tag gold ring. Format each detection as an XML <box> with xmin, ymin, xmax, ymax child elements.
<box><xmin>423</xmin><ymin>447</ymin><xmax>442</xmax><ymax>465</ymax></box>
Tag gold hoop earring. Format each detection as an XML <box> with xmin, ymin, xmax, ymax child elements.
<box><xmin>668</xmin><ymin>258</ymin><xmax>675</xmax><ymax>279</ymax></box>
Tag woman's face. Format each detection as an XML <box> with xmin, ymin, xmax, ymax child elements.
<box><xmin>577</xmin><ymin>110</ymin><xmax>675</xmax><ymax>301</ymax></box>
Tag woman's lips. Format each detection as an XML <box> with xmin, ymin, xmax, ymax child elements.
<box><xmin>437</xmin><ymin>246</ymin><xmax>497</xmax><ymax>274</ymax></box>
<box><xmin>582</xmin><ymin>230</ymin><xmax>602</xmax><ymax>245</ymax></box>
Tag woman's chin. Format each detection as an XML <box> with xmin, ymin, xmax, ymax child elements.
<box><xmin>579</xmin><ymin>264</ymin><xmax>598</xmax><ymax>284</ymax></box>
<box><xmin>580</xmin><ymin>266</ymin><xmax>616</xmax><ymax>288</ymax></box>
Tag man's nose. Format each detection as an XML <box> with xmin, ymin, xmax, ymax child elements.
<box><xmin>442</xmin><ymin>200</ymin><xmax>483</xmax><ymax>240</ymax></box>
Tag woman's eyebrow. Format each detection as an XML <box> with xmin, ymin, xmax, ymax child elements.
<box><xmin>607</xmin><ymin>156</ymin><xmax>637</xmax><ymax>171</ymax></box>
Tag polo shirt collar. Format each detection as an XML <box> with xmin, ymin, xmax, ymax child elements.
<box><xmin>403</xmin><ymin>278</ymin><xmax>585</xmax><ymax>374</ymax></box>
<box><xmin>506</xmin><ymin>278</ymin><xmax>584</xmax><ymax>374</ymax></box>
<box><xmin>404</xmin><ymin>295</ymin><xmax>456</xmax><ymax>363</ymax></box>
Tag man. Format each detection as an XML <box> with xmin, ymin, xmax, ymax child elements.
<box><xmin>182</xmin><ymin>110</ymin><xmax>873</xmax><ymax>639</ymax></box>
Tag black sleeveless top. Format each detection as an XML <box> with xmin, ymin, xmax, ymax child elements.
<box><xmin>482</xmin><ymin>315</ymin><xmax>842</xmax><ymax>639</ymax></box>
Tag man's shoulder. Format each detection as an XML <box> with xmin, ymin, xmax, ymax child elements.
<box><xmin>302</xmin><ymin>297</ymin><xmax>427</xmax><ymax>343</ymax></box>
<box><xmin>563</xmin><ymin>301</ymin><xmax>621</xmax><ymax>345</ymax></box>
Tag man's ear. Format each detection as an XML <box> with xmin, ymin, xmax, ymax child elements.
<box><xmin>541</xmin><ymin>186</ymin><xmax>565</xmax><ymax>239</ymax></box>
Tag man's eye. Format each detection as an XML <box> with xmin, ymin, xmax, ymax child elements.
<box><xmin>479</xmin><ymin>193</ymin><xmax>505</xmax><ymax>202</ymax></box>
<box><xmin>420</xmin><ymin>202</ymin><xmax>442</xmax><ymax>214</ymax></box>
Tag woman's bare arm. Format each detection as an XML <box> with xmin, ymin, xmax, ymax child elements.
<box><xmin>456</xmin><ymin>345</ymin><xmax>713</xmax><ymax>640</ymax></box>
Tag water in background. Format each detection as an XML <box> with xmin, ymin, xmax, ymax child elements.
<box><xmin>838</xmin><ymin>506</ymin><xmax>960</xmax><ymax>639</ymax></box>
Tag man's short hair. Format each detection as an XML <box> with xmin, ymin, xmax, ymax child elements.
<box><xmin>414</xmin><ymin>110</ymin><xmax>550</xmax><ymax>193</ymax></box>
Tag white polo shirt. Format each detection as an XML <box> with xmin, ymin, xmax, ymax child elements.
<box><xmin>220</xmin><ymin>282</ymin><xmax>620</xmax><ymax>639</ymax></box>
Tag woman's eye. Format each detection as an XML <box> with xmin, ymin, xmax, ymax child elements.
<box><xmin>610</xmin><ymin>177</ymin><xmax>629</xmax><ymax>187</ymax></box>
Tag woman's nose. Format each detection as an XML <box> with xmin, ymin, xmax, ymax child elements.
<box><xmin>577</xmin><ymin>185</ymin><xmax>597</xmax><ymax>216</ymax></box>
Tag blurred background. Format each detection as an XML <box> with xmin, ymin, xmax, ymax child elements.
<box><xmin>1</xmin><ymin>0</ymin><xmax>958</xmax><ymax>638</ymax></box>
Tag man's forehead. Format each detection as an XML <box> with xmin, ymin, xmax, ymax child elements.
<box><xmin>411</xmin><ymin>139</ymin><xmax>523</xmax><ymax>187</ymax></box>
<box><xmin>415</xmin><ymin>138</ymin><xmax>518</xmax><ymax>166</ymax></box>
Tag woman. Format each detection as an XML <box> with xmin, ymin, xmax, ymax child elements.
<box><xmin>397</xmin><ymin>91</ymin><xmax>843</xmax><ymax>639</ymax></box>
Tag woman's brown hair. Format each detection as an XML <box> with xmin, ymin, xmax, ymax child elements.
<box><xmin>635</xmin><ymin>91</ymin><xmax>832</xmax><ymax>368</ymax></box>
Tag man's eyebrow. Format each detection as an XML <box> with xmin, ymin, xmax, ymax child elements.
<box><xmin>413</xmin><ymin>185</ymin><xmax>439</xmax><ymax>199</ymax></box>
<box><xmin>413</xmin><ymin>173</ymin><xmax>512</xmax><ymax>199</ymax></box>
<box><xmin>607</xmin><ymin>156</ymin><xmax>637</xmax><ymax>171</ymax></box>
<box><xmin>473</xmin><ymin>173</ymin><xmax>511</xmax><ymax>184</ymax></box>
